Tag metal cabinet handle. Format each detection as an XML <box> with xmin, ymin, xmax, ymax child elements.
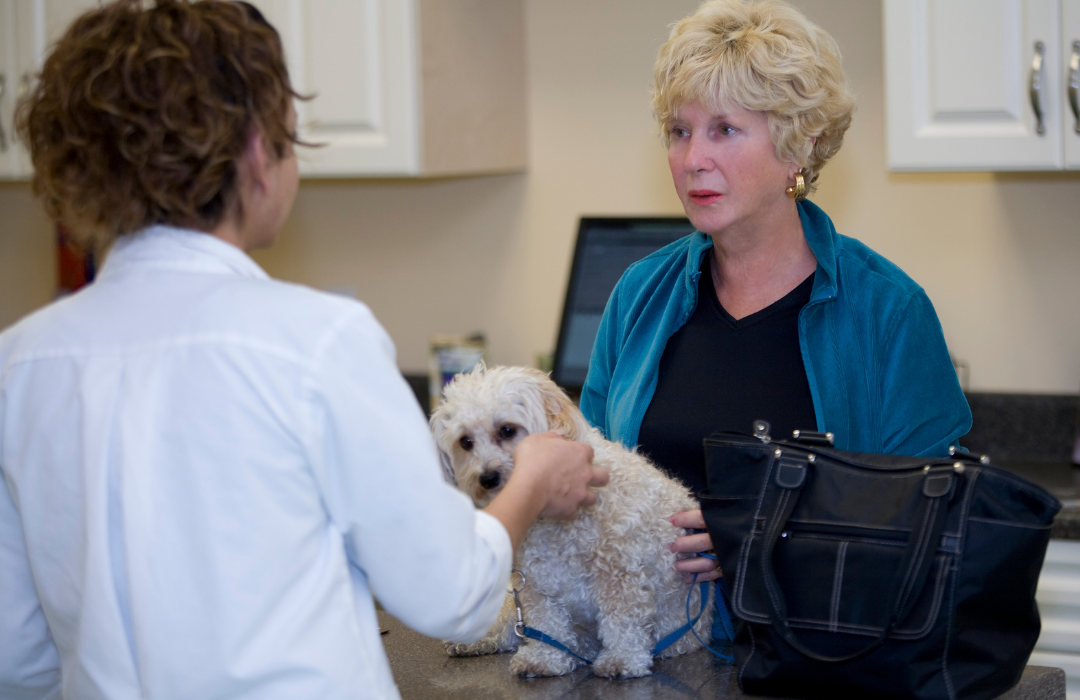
<box><xmin>0</xmin><ymin>74</ymin><xmax>7</xmax><ymax>152</ymax></box>
<box><xmin>1030</xmin><ymin>41</ymin><xmax>1046</xmax><ymax>136</ymax></box>
<box><xmin>1069</xmin><ymin>40</ymin><xmax>1080</xmax><ymax>135</ymax></box>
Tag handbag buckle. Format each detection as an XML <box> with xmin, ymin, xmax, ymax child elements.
<box><xmin>753</xmin><ymin>419</ymin><xmax>772</xmax><ymax>443</ymax></box>
<box><xmin>922</xmin><ymin>466</ymin><xmax>955</xmax><ymax>499</ymax></box>
<box><xmin>775</xmin><ymin>455</ymin><xmax>808</xmax><ymax>489</ymax></box>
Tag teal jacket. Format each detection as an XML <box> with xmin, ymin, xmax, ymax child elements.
<box><xmin>580</xmin><ymin>200</ymin><xmax>971</xmax><ymax>458</ymax></box>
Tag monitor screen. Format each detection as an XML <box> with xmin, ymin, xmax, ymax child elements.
<box><xmin>552</xmin><ymin>217</ymin><xmax>697</xmax><ymax>392</ymax></box>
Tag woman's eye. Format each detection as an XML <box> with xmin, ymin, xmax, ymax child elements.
<box><xmin>499</xmin><ymin>425</ymin><xmax>517</xmax><ymax>440</ymax></box>
<box><xmin>669</xmin><ymin>126</ymin><xmax>689</xmax><ymax>139</ymax></box>
<box><xmin>459</xmin><ymin>436</ymin><xmax>473</xmax><ymax>451</ymax></box>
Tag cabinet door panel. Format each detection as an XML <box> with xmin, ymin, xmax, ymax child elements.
<box><xmin>1064</xmin><ymin>0</ymin><xmax>1080</xmax><ymax>167</ymax></box>
<box><xmin>5</xmin><ymin>0</ymin><xmax>101</xmax><ymax>179</ymax></box>
<box><xmin>21</xmin><ymin>0</ymin><xmax>98</xmax><ymax>63</ymax></box>
<box><xmin>0</xmin><ymin>0</ymin><xmax>19</xmax><ymax>178</ymax></box>
<box><xmin>886</xmin><ymin>0</ymin><xmax>1062</xmax><ymax>170</ymax></box>
<box><xmin>251</xmin><ymin>0</ymin><xmax>420</xmax><ymax>176</ymax></box>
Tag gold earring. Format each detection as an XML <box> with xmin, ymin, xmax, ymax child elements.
<box><xmin>786</xmin><ymin>169</ymin><xmax>806</xmax><ymax>200</ymax></box>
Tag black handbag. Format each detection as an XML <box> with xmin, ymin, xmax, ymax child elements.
<box><xmin>699</xmin><ymin>421</ymin><xmax>1061</xmax><ymax>700</ymax></box>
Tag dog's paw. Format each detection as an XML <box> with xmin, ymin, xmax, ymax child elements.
<box><xmin>444</xmin><ymin>638</ymin><xmax>502</xmax><ymax>657</ymax></box>
<box><xmin>509</xmin><ymin>644</ymin><xmax>580</xmax><ymax>677</ymax></box>
<box><xmin>591</xmin><ymin>649</ymin><xmax>653</xmax><ymax>679</ymax></box>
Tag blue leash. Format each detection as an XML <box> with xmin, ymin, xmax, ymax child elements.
<box><xmin>509</xmin><ymin>557</ymin><xmax>735</xmax><ymax>665</ymax></box>
<box><xmin>692</xmin><ymin>554</ymin><xmax>735</xmax><ymax>661</ymax></box>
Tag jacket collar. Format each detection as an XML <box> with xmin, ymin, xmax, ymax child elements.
<box><xmin>97</xmin><ymin>225</ymin><xmax>270</xmax><ymax>281</ymax></box>
<box><xmin>797</xmin><ymin>199</ymin><xmax>838</xmax><ymax>303</ymax></box>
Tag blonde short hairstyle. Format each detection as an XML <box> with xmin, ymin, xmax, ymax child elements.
<box><xmin>652</xmin><ymin>0</ymin><xmax>855</xmax><ymax>195</ymax></box>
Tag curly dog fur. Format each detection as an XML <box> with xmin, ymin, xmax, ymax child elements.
<box><xmin>430</xmin><ymin>365</ymin><xmax>712</xmax><ymax>679</ymax></box>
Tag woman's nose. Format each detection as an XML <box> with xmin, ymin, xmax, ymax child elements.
<box><xmin>682</xmin><ymin>135</ymin><xmax>712</xmax><ymax>172</ymax></box>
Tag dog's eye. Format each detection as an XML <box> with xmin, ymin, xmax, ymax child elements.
<box><xmin>499</xmin><ymin>425</ymin><xmax>517</xmax><ymax>440</ymax></box>
<box><xmin>459</xmin><ymin>436</ymin><xmax>473</xmax><ymax>451</ymax></box>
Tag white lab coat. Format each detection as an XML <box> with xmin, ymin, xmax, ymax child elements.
<box><xmin>0</xmin><ymin>226</ymin><xmax>510</xmax><ymax>700</ymax></box>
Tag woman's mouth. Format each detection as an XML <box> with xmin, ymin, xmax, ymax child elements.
<box><xmin>688</xmin><ymin>190</ymin><xmax>721</xmax><ymax>205</ymax></box>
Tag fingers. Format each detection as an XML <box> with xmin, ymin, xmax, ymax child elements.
<box><xmin>670</xmin><ymin>512</ymin><xmax>721</xmax><ymax>584</ymax></box>
<box><xmin>517</xmin><ymin>434</ymin><xmax>604</xmax><ymax>520</ymax></box>
<box><xmin>669</xmin><ymin>509</ymin><xmax>705</xmax><ymax>530</ymax></box>
<box><xmin>675</xmin><ymin>554</ymin><xmax>722</xmax><ymax>584</ymax></box>
<box><xmin>589</xmin><ymin>466</ymin><xmax>610</xmax><ymax>488</ymax></box>
<box><xmin>675</xmin><ymin>555</ymin><xmax>718</xmax><ymax>574</ymax></box>
<box><xmin>669</xmin><ymin>531</ymin><xmax>713</xmax><ymax>555</ymax></box>
<box><xmin>680</xmin><ymin>567</ymin><xmax>723</xmax><ymax>584</ymax></box>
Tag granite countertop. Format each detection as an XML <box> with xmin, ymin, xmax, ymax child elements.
<box><xmin>993</xmin><ymin>460</ymin><xmax>1080</xmax><ymax>539</ymax></box>
<box><xmin>963</xmin><ymin>391</ymin><xmax>1079</xmax><ymax>538</ymax></box>
<box><xmin>378</xmin><ymin>611</ymin><xmax>1064</xmax><ymax>700</ymax></box>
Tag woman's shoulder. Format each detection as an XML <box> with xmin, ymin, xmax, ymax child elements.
<box><xmin>618</xmin><ymin>232</ymin><xmax>710</xmax><ymax>287</ymax></box>
<box><xmin>832</xmin><ymin>233</ymin><xmax>925</xmax><ymax>298</ymax></box>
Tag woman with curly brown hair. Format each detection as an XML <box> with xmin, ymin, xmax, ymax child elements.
<box><xmin>580</xmin><ymin>0</ymin><xmax>971</xmax><ymax>584</ymax></box>
<box><xmin>0</xmin><ymin>2</ymin><xmax>602</xmax><ymax>698</ymax></box>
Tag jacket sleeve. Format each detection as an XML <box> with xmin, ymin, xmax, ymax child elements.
<box><xmin>0</xmin><ymin>468</ymin><xmax>62</xmax><ymax>700</ymax></box>
<box><xmin>302</xmin><ymin>305</ymin><xmax>512</xmax><ymax>643</ymax></box>
<box><xmin>879</xmin><ymin>289</ymin><xmax>972</xmax><ymax>457</ymax></box>
<box><xmin>580</xmin><ymin>279</ymin><xmax>623</xmax><ymax>438</ymax></box>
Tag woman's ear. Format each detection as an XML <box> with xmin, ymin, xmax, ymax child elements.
<box><xmin>242</xmin><ymin>127</ymin><xmax>274</xmax><ymax>194</ymax></box>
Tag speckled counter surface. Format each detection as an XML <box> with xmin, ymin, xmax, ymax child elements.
<box><xmin>378</xmin><ymin>611</ymin><xmax>1064</xmax><ymax>700</ymax></box>
<box><xmin>993</xmin><ymin>461</ymin><xmax>1080</xmax><ymax>539</ymax></box>
<box><xmin>962</xmin><ymin>391</ymin><xmax>1079</xmax><ymax>540</ymax></box>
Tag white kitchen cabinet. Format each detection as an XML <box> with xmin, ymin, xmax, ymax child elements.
<box><xmin>1064</xmin><ymin>1</ymin><xmax>1080</xmax><ymax>167</ymax></box>
<box><xmin>248</xmin><ymin>0</ymin><xmax>527</xmax><ymax>178</ymax></box>
<box><xmin>1030</xmin><ymin>539</ymin><xmax>1080</xmax><ymax>700</ymax></box>
<box><xmin>884</xmin><ymin>0</ymin><xmax>1080</xmax><ymax>171</ymax></box>
<box><xmin>0</xmin><ymin>0</ymin><xmax>18</xmax><ymax>178</ymax></box>
<box><xmin>0</xmin><ymin>0</ymin><xmax>97</xmax><ymax>179</ymax></box>
<box><xmin>0</xmin><ymin>1</ymin><xmax>100</xmax><ymax>180</ymax></box>
<box><xmin>2</xmin><ymin>0</ymin><xmax>526</xmax><ymax>180</ymax></box>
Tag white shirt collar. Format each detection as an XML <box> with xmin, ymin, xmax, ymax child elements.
<box><xmin>97</xmin><ymin>225</ymin><xmax>270</xmax><ymax>281</ymax></box>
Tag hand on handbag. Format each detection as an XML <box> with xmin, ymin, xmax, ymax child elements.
<box><xmin>669</xmin><ymin>509</ymin><xmax>723</xmax><ymax>583</ymax></box>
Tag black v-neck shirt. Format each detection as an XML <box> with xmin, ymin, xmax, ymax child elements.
<box><xmin>637</xmin><ymin>256</ymin><xmax>817</xmax><ymax>495</ymax></box>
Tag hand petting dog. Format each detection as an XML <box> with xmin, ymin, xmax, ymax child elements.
<box><xmin>483</xmin><ymin>432</ymin><xmax>608</xmax><ymax>550</ymax></box>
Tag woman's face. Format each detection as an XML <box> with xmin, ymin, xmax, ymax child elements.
<box><xmin>666</xmin><ymin>101</ymin><xmax>799</xmax><ymax>238</ymax></box>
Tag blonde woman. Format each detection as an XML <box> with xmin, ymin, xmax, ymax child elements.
<box><xmin>580</xmin><ymin>0</ymin><xmax>971</xmax><ymax>582</ymax></box>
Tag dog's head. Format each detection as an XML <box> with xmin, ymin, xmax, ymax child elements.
<box><xmin>430</xmin><ymin>364</ymin><xmax>590</xmax><ymax>507</ymax></box>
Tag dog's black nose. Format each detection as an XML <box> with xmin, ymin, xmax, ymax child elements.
<box><xmin>479</xmin><ymin>471</ymin><xmax>501</xmax><ymax>490</ymax></box>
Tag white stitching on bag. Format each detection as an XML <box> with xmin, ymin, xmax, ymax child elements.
<box><xmin>830</xmin><ymin>541</ymin><xmax>847</xmax><ymax>633</ymax></box>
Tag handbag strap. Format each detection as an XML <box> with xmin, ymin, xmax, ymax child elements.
<box><xmin>758</xmin><ymin>455</ymin><xmax>955</xmax><ymax>664</ymax></box>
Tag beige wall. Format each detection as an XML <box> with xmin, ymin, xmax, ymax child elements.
<box><xmin>2</xmin><ymin>0</ymin><xmax>1079</xmax><ymax>393</ymax></box>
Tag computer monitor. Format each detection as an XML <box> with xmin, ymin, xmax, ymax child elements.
<box><xmin>551</xmin><ymin>216</ymin><xmax>697</xmax><ymax>394</ymax></box>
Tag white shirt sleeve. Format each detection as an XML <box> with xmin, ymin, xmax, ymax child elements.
<box><xmin>301</xmin><ymin>306</ymin><xmax>512</xmax><ymax>642</ymax></box>
<box><xmin>0</xmin><ymin>468</ymin><xmax>62</xmax><ymax>700</ymax></box>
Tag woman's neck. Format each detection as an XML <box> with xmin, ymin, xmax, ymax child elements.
<box><xmin>709</xmin><ymin>205</ymin><xmax>817</xmax><ymax>320</ymax></box>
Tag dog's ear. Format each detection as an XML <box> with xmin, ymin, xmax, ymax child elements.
<box><xmin>437</xmin><ymin>447</ymin><xmax>457</xmax><ymax>486</ymax></box>
<box><xmin>428</xmin><ymin>410</ymin><xmax>458</xmax><ymax>486</ymax></box>
<box><xmin>529</xmin><ymin>369</ymin><xmax>589</xmax><ymax>441</ymax></box>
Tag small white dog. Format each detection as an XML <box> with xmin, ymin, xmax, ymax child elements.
<box><xmin>430</xmin><ymin>365</ymin><xmax>712</xmax><ymax>679</ymax></box>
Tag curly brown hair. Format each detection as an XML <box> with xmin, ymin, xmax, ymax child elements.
<box><xmin>15</xmin><ymin>0</ymin><xmax>304</xmax><ymax>248</ymax></box>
